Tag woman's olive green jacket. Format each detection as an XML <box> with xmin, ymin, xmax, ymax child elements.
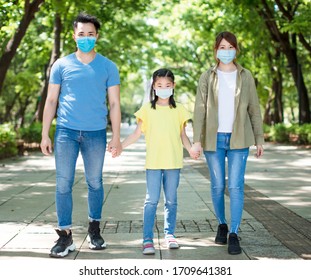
<box><xmin>193</xmin><ymin>63</ymin><xmax>264</xmax><ymax>151</ymax></box>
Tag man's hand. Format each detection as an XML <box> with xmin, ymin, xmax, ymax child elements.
<box><xmin>40</xmin><ymin>136</ymin><xmax>53</xmax><ymax>155</ymax></box>
<box><xmin>107</xmin><ymin>138</ymin><xmax>122</xmax><ymax>158</ymax></box>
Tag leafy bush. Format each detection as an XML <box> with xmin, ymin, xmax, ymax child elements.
<box><xmin>296</xmin><ymin>124</ymin><xmax>311</xmax><ymax>144</ymax></box>
<box><xmin>19</xmin><ymin>122</ymin><xmax>42</xmax><ymax>143</ymax></box>
<box><xmin>19</xmin><ymin>122</ymin><xmax>56</xmax><ymax>144</ymax></box>
<box><xmin>269</xmin><ymin>123</ymin><xmax>290</xmax><ymax>143</ymax></box>
<box><xmin>0</xmin><ymin>123</ymin><xmax>17</xmax><ymax>159</ymax></box>
<box><xmin>267</xmin><ymin>123</ymin><xmax>311</xmax><ymax>144</ymax></box>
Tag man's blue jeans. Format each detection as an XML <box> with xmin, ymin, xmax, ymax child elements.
<box><xmin>54</xmin><ymin>126</ymin><xmax>106</xmax><ymax>229</ymax></box>
<box><xmin>204</xmin><ymin>133</ymin><xmax>249</xmax><ymax>234</ymax></box>
<box><xmin>143</xmin><ymin>169</ymin><xmax>180</xmax><ymax>240</ymax></box>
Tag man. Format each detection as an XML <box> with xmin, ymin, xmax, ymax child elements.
<box><xmin>40</xmin><ymin>12</ymin><xmax>122</xmax><ymax>258</ymax></box>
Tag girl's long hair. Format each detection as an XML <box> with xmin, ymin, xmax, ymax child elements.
<box><xmin>150</xmin><ymin>68</ymin><xmax>176</xmax><ymax>109</ymax></box>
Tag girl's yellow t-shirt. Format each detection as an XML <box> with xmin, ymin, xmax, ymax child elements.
<box><xmin>134</xmin><ymin>102</ymin><xmax>192</xmax><ymax>169</ymax></box>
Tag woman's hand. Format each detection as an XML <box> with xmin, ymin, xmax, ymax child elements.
<box><xmin>190</xmin><ymin>142</ymin><xmax>202</xmax><ymax>160</ymax></box>
<box><xmin>255</xmin><ymin>144</ymin><xmax>264</xmax><ymax>158</ymax></box>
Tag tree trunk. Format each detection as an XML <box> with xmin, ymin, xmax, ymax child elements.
<box><xmin>258</xmin><ymin>0</ymin><xmax>310</xmax><ymax>124</ymax></box>
<box><xmin>263</xmin><ymin>89</ymin><xmax>273</xmax><ymax>125</ymax></box>
<box><xmin>0</xmin><ymin>0</ymin><xmax>45</xmax><ymax>96</ymax></box>
<box><xmin>272</xmin><ymin>70</ymin><xmax>283</xmax><ymax>124</ymax></box>
<box><xmin>36</xmin><ymin>13</ymin><xmax>62</xmax><ymax>122</ymax></box>
<box><xmin>285</xmin><ymin>34</ymin><xmax>310</xmax><ymax>124</ymax></box>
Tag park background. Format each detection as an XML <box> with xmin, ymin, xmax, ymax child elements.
<box><xmin>0</xmin><ymin>0</ymin><xmax>310</xmax><ymax>159</ymax></box>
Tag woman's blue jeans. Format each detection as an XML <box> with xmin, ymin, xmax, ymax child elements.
<box><xmin>143</xmin><ymin>169</ymin><xmax>180</xmax><ymax>240</ymax></box>
<box><xmin>54</xmin><ymin>126</ymin><xmax>106</xmax><ymax>230</ymax></box>
<box><xmin>204</xmin><ymin>133</ymin><xmax>249</xmax><ymax>234</ymax></box>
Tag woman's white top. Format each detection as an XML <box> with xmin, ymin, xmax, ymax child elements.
<box><xmin>217</xmin><ymin>69</ymin><xmax>237</xmax><ymax>133</ymax></box>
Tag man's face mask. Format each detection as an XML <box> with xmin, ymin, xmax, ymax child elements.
<box><xmin>76</xmin><ymin>37</ymin><xmax>96</xmax><ymax>53</ymax></box>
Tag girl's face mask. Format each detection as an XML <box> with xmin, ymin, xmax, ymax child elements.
<box><xmin>155</xmin><ymin>88</ymin><xmax>173</xmax><ymax>99</ymax></box>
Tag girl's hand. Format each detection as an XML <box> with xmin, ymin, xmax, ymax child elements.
<box><xmin>189</xmin><ymin>149</ymin><xmax>200</xmax><ymax>160</ymax></box>
<box><xmin>110</xmin><ymin>147</ymin><xmax>118</xmax><ymax>158</ymax></box>
<box><xmin>189</xmin><ymin>142</ymin><xmax>202</xmax><ymax>160</ymax></box>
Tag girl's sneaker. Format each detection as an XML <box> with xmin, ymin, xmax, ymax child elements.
<box><xmin>143</xmin><ymin>239</ymin><xmax>155</xmax><ymax>255</ymax></box>
<box><xmin>165</xmin><ymin>234</ymin><xmax>179</xmax><ymax>249</ymax></box>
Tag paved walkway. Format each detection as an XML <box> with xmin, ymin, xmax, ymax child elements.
<box><xmin>0</xmin><ymin>124</ymin><xmax>310</xmax><ymax>277</ymax></box>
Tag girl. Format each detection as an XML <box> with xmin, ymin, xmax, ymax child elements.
<box><xmin>191</xmin><ymin>32</ymin><xmax>264</xmax><ymax>255</ymax></box>
<box><xmin>121</xmin><ymin>68</ymin><xmax>199</xmax><ymax>255</ymax></box>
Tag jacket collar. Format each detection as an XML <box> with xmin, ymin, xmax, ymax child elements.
<box><xmin>211</xmin><ymin>63</ymin><xmax>244</xmax><ymax>74</ymax></box>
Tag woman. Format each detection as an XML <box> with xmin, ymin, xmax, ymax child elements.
<box><xmin>191</xmin><ymin>31</ymin><xmax>264</xmax><ymax>255</ymax></box>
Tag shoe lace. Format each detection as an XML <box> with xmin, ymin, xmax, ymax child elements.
<box><xmin>89</xmin><ymin>227</ymin><xmax>101</xmax><ymax>238</ymax></box>
<box><xmin>55</xmin><ymin>235</ymin><xmax>69</xmax><ymax>246</ymax></box>
<box><xmin>230</xmin><ymin>235</ymin><xmax>241</xmax><ymax>245</ymax></box>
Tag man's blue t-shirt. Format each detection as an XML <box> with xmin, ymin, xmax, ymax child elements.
<box><xmin>49</xmin><ymin>53</ymin><xmax>120</xmax><ymax>131</ymax></box>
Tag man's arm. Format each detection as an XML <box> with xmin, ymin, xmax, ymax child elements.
<box><xmin>40</xmin><ymin>84</ymin><xmax>60</xmax><ymax>155</ymax></box>
<box><xmin>107</xmin><ymin>84</ymin><xmax>122</xmax><ymax>157</ymax></box>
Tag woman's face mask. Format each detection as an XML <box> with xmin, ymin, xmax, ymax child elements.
<box><xmin>217</xmin><ymin>49</ymin><xmax>236</xmax><ymax>64</ymax></box>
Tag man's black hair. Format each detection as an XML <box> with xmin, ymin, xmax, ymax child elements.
<box><xmin>73</xmin><ymin>12</ymin><xmax>101</xmax><ymax>32</ymax></box>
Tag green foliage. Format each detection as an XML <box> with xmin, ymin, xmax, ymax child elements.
<box><xmin>18</xmin><ymin>122</ymin><xmax>42</xmax><ymax>143</ymax></box>
<box><xmin>0</xmin><ymin>0</ymin><xmax>310</xmax><ymax>134</ymax></box>
<box><xmin>269</xmin><ymin>123</ymin><xmax>290</xmax><ymax>143</ymax></box>
<box><xmin>291</xmin><ymin>124</ymin><xmax>311</xmax><ymax>144</ymax></box>
<box><xmin>18</xmin><ymin>122</ymin><xmax>56</xmax><ymax>143</ymax></box>
<box><xmin>0</xmin><ymin>123</ymin><xmax>17</xmax><ymax>159</ymax></box>
<box><xmin>267</xmin><ymin>123</ymin><xmax>311</xmax><ymax>144</ymax></box>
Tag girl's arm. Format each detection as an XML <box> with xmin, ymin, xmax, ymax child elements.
<box><xmin>181</xmin><ymin>124</ymin><xmax>200</xmax><ymax>159</ymax></box>
<box><xmin>121</xmin><ymin>120</ymin><xmax>143</xmax><ymax>149</ymax></box>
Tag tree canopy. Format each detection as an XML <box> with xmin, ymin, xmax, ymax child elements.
<box><xmin>0</xmin><ymin>0</ymin><xmax>310</xmax><ymax>127</ymax></box>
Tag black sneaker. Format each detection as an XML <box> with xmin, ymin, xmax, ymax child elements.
<box><xmin>50</xmin><ymin>229</ymin><xmax>76</xmax><ymax>258</ymax></box>
<box><xmin>215</xmin><ymin>224</ymin><xmax>228</xmax><ymax>245</ymax></box>
<box><xmin>228</xmin><ymin>233</ymin><xmax>242</xmax><ymax>255</ymax></box>
<box><xmin>87</xmin><ymin>221</ymin><xmax>106</xmax><ymax>250</ymax></box>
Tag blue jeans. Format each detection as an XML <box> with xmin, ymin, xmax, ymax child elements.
<box><xmin>54</xmin><ymin>126</ymin><xmax>106</xmax><ymax>229</ymax></box>
<box><xmin>143</xmin><ymin>169</ymin><xmax>180</xmax><ymax>240</ymax></box>
<box><xmin>204</xmin><ymin>133</ymin><xmax>249</xmax><ymax>234</ymax></box>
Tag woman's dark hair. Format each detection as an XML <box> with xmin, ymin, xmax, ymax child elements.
<box><xmin>150</xmin><ymin>68</ymin><xmax>176</xmax><ymax>109</ymax></box>
<box><xmin>214</xmin><ymin>31</ymin><xmax>240</xmax><ymax>62</ymax></box>
<box><xmin>73</xmin><ymin>12</ymin><xmax>101</xmax><ymax>33</ymax></box>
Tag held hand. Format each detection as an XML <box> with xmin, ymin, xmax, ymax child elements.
<box><xmin>190</xmin><ymin>142</ymin><xmax>202</xmax><ymax>160</ymax></box>
<box><xmin>189</xmin><ymin>149</ymin><xmax>201</xmax><ymax>160</ymax></box>
<box><xmin>107</xmin><ymin>138</ymin><xmax>122</xmax><ymax>158</ymax></box>
<box><xmin>40</xmin><ymin>136</ymin><xmax>53</xmax><ymax>156</ymax></box>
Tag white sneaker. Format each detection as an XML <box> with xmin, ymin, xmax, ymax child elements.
<box><xmin>143</xmin><ymin>240</ymin><xmax>155</xmax><ymax>255</ymax></box>
<box><xmin>165</xmin><ymin>234</ymin><xmax>179</xmax><ymax>249</ymax></box>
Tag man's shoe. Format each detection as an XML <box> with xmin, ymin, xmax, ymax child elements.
<box><xmin>215</xmin><ymin>224</ymin><xmax>228</xmax><ymax>245</ymax></box>
<box><xmin>50</xmin><ymin>229</ymin><xmax>76</xmax><ymax>258</ymax></box>
<box><xmin>228</xmin><ymin>233</ymin><xmax>242</xmax><ymax>255</ymax></box>
<box><xmin>87</xmin><ymin>221</ymin><xmax>106</xmax><ymax>250</ymax></box>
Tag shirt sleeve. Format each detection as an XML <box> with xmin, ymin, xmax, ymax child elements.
<box><xmin>134</xmin><ymin>104</ymin><xmax>148</xmax><ymax>133</ymax></box>
<box><xmin>178</xmin><ymin>104</ymin><xmax>192</xmax><ymax>131</ymax></box>
<box><xmin>106</xmin><ymin>60</ymin><xmax>120</xmax><ymax>88</ymax></box>
<box><xmin>49</xmin><ymin>60</ymin><xmax>62</xmax><ymax>85</ymax></box>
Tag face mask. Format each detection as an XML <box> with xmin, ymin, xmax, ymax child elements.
<box><xmin>217</xmin><ymin>49</ymin><xmax>236</xmax><ymax>64</ymax></box>
<box><xmin>155</xmin><ymin>88</ymin><xmax>173</xmax><ymax>99</ymax></box>
<box><xmin>76</xmin><ymin>37</ymin><xmax>96</xmax><ymax>53</ymax></box>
